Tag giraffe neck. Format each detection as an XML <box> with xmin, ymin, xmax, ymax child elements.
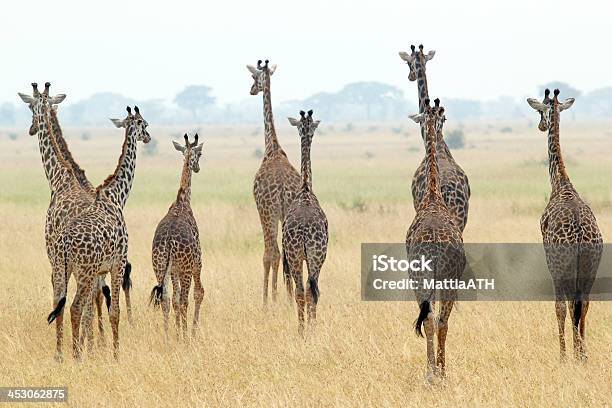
<box><xmin>300</xmin><ymin>134</ymin><xmax>313</xmax><ymax>191</ymax></box>
<box><xmin>50</xmin><ymin>108</ymin><xmax>93</xmax><ymax>193</ymax></box>
<box><xmin>423</xmin><ymin>121</ymin><xmax>440</xmax><ymax>200</ymax></box>
<box><xmin>262</xmin><ymin>75</ymin><xmax>280</xmax><ymax>155</ymax></box>
<box><xmin>547</xmin><ymin>110</ymin><xmax>571</xmax><ymax>192</ymax></box>
<box><xmin>96</xmin><ymin>123</ymin><xmax>137</xmax><ymax>209</ymax></box>
<box><xmin>415</xmin><ymin>58</ymin><xmax>430</xmax><ymax>142</ymax></box>
<box><xmin>40</xmin><ymin>105</ymin><xmax>74</xmax><ymax>192</ymax></box>
<box><xmin>176</xmin><ymin>152</ymin><xmax>193</xmax><ymax>204</ymax></box>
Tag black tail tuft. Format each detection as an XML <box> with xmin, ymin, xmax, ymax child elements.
<box><xmin>573</xmin><ymin>299</ymin><xmax>582</xmax><ymax>330</ymax></box>
<box><xmin>308</xmin><ymin>276</ymin><xmax>319</xmax><ymax>304</ymax></box>
<box><xmin>102</xmin><ymin>285</ymin><xmax>111</xmax><ymax>311</ymax></box>
<box><xmin>414</xmin><ymin>300</ymin><xmax>431</xmax><ymax>338</ymax></box>
<box><xmin>122</xmin><ymin>262</ymin><xmax>133</xmax><ymax>291</ymax></box>
<box><xmin>149</xmin><ymin>285</ymin><xmax>163</xmax><ymax>308</ymax></box>
<box><xmin>47</xmin><ymin>297</ymin><xmax>66</xmax><ymax>324</ymax></box>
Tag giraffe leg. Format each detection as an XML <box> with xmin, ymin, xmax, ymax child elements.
<box><xmin>51</xmin><ymin>271</ymin><xmax>65</xmax><ymax>362</ymax></box>
<box><xmin>305</xmin><ymin>261</ymin><xmax>322</xmax><ymax>330</ymax></box>
<box><xmin>80</xmin><ymin>280</ymin><xmax>97</xmax><ymax>355</ymax></box>
<box><xmin>161</xmin><ymin>273</ymin><xmax>171</xmax><ymax>336</ymax></box>
<box><xmin>290</xmin><ymin>259</ymin><xmax>305</xmax><ymax>337</ymax></box>
<box><xmin>423</xmin><ymin>315</ymin><xmax>436</xmax><ymax>383</ymax></box>
<box><xmin>124</xmin><ymin>285</ymin><xmax>133</xmax><ymax>325</ymax></box>
<box><xmin>261</xmin><ymin>215</ymin><xmax>280</xmax><ymax>306</ymax></box>
<box><xmin>555</xmin><ymin>300</ymin><xmax>567</xmax><ymax>361</ymax></box>
<box><xmin>192</xmin><ymin>266</ymin><xmax>204</xmax><ymax>337</ymax></box>
<box><xmin>578</xmin><ymin>300</ymin><xmax>589</xmax><ymax>359</ymax></box>
<box><xmin>109</xmin><ymin>262</ymin><xmax>124</xmax><ymax>360</ymax></box>
<box><xmin>94</xmin><ymin>287</ymin><xmax>106</xmax><ymax>347</ymax></box>
<box><xmin>179</xmin><ymin>275</ymin><xmax>192</xmax><ymax>341</ymax></box>
<box><xmin>436</xmin><ymin>300</ymin><xmax>455</xmax><ymax>378</ymax></box>
<box><xmin>171</xmin><ymin>271</ymin><xmax>181</xmax><ymax>337</ymax></box>
<box><xmin>70</xmin><ymin>276</ymin><xmax>90</xmax><ymax>361</ymax></box>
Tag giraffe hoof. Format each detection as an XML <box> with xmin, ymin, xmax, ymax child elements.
<box><xmin>424</xmin><ymin>371</ymin><xmax>436</xmax><ymax>385</ymax></box>
<box><xmin>53</xmin><ymin>353</ymin><xmax>64</xmax><ymax>363</ymax></box>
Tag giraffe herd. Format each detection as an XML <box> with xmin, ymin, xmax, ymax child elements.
<box><xmin>17</xmin><ymin>45</ymin><xmax>602</xmax><ymax>381</ymax></box>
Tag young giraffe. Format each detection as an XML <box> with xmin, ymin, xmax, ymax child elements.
<box><xmin>47</xmin><ymin>106</ymin><xmax>150</xmax><ymax>360</ymax></box>
<box><xmin>282</xmin><ymin>110</ymin><xmax>328</xmax><ymax>336</ymax></box>
<box><xmin>399</xmin><ymin>45</ymin><xmax>471</xmax><ymax>232</ymax></box>
<box><xmin>150</xmin><ymin>134</ymin><xmax>204</xmax><ymax>339</ymax></box>
<box><xmin>247</xmin><ymin>59</ymin><xmax>301</xmax><ymax>305</ymax></box>
<box><xmin>19</xmin><ymin>86</ymin><xmax>134</xmax><ymax>343</ymax></box>
<box><xmin>527</xmin><ymin>89</ymin><xmax>602</xmax><ymax>360</ymax></box>
<box><xmin>406</xmin><ymin>99</ymin><xmax>465</xmax><ymax>381</ymax></box>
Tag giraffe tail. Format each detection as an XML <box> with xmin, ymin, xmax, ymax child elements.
<box><xmin>414</xmin><ymin>300</ymin><xmax>431</xmax><ymax>338</ymax></box>
<box><xmin>304</xmin><ymin>246</ymin><xmax>319</xmax><ymax>305</ymax></box>
<box><xmin>150</xmin><ymin>257</ymin><xmax>171</xmax><ymax>308</ymax></box>
<box><xmin>47</xmin><ymin>297</ymin><xmax>66</xmax><ymax>325</ymax></box>
<box><xmin>122</xmin><ymin>261</ymin><xmax>133</xmax><ymax>291</ymax></box>
<box><xmin>102</xmin><ymin>285</ymin><xmax>111</xmax><ymax>311</ymax></box>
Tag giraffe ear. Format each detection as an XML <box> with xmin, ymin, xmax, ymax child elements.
<box><xmin>425</xmin><ymin>50</ymin><xmax>436</xmax><ymax>61</ymax></box>
<box><xmin>49</xmin><ymin>94</ymin><xmax>66</xmax><ymax>104</ymax></box>
<box><xmin>559</xmin><ymin>98</ymin><xmax>575</xmax><ymax>112</ymax></box>
<box><xmin>246</xmin><ymin>65</ymin><xmax>258</xmax><ymax>74</ymax></box>
<box><xmin>409</xmin><ymin>113</ymin><xmax>424</xmax><ymax>124</ymax></box>
<box><xmin>194</xmin><ymin>143</ymin><xmax>204</xmax><ymax>153</ymax></box>
<box><xmin>398</xmin><ymin>51</ymin><xmax>415</xmax><ymax>63</ymax></box>
<box><xmin>312</xmin><ymin>120</ymin><xmax>321</xmax><ymax>129</ymax></box>
<box><xmin>110</xmin><ymin>118</ymin><xmax>125</xmax><ymax>128</ymax></box>
<box><xmin>288</xmin><ymin>117</ymin><xmax>300</xmax><ymax>126</ymax></box>
<box><xmin>18</xmin><ymin>93</ymin><xmax>35</xmax><ymax>104</ymax></box>
<box><xmin>173</xmin><ymin>140</ymin><xmax>186</xmax><ymax>152</ymax></box>
<box><xmin>527</xmin><ymin>98</ymin><xmax>549</xmax><ymax>112</ymax></box>
<box><xmin>268</xmin><ymin>64</ymin><xmax>277</xmax><ymax>75</ymax></box>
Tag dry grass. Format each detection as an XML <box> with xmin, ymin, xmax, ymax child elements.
<box><xmin>0</xmin><ymin>122</ymin><xmax>611</xmax><ymax>407</ymax></box>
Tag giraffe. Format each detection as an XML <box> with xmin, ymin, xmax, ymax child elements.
<box><xmin>399</xmin><ymin>44</ymin><xmax>471</xmax><ymax>232</ymax></box>
<box><xmin>406</xmin><ymin>99</ymin><xmax>465</xmax><ymax>381</ymax></box>
<box><xmin>527</xmin><ymin>89</ymin><xmax>602</xmax><ymax>360</ymax></box>
<box><xmin>19</xmin><ymin>84</ymin><xmax>134</xmax><ymax>349</ymax></box>
<box><xmin>150</xmin><ymin>134</ymin><xmax>204</xmax><ymax>339</ymax></box>
<box><xmin>247</xmin><ymin>59</ymin><xmax>301</xmax><ymax>305</ymax></box>
<box><xmin>46</xmin><ymin>106</ymin><xmax>150</xmax><ymax>360</ymax></box>
<box><xmin>282</xmin><ymin>110</ymin><xmax>328</xmax><ymax>336</ymax></box>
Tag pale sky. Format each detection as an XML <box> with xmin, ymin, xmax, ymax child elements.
<box><xmin>2</xmin><ymin>0</ymin><xmax>608</xmax><ymax>106</ymax></box>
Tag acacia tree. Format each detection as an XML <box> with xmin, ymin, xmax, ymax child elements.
<box><xmin>174</xmin><ymin>85</ymin><xmax>216</xmax><ymax>120</ymax></box>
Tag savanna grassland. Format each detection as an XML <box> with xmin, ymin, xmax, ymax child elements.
<box><xmin>0</xmin><ymin>120</ymin><xmax>611</xmax><ymax>407</ymax></box>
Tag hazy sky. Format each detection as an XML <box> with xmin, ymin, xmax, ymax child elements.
<box><xmin>3</xmin><ymin>0</ymin><xmax>608</xmax><ymax>106</ymax></box>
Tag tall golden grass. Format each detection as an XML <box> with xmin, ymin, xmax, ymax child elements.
<box><xmin>0</xmin><ymin>122</ymin><xmax>610</xmax><ymax>406</ymax></box>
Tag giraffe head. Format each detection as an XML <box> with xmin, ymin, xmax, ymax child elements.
<box><xmin>18</xmin><ymin>82</ymin><xmax>66</xmax><ymax>136</ymax></box>
<box><xmin>173</xmin><ymin>133</ymin><xmax>204</xmax><ymax>173</ymax></box>
<box><xmin>247</xmin><ymin>59</ymin><xmax>277</xmax><ymax>95</ymax></box>
<box><xmin>399</xmin><ymin>44</ymin><xmax>435</xmax><ymax>82</ymax></box>
<box><xmin>527</xmin><ymin>89</ymin><xmax>575</xmax><ymax>132</ymax></box>
<box><xmin>109</xmin><ymin>106</ymin><xmax>151</xmax><ymax>143</ymax></box>
<box><xmin>288</xmin><ymin>109</ymin><xmax>321</xmax><ymax>142</ymax></box>
<box><xmin>409</xmin><ymin>98</ymin><xmax>446</xmax><ymax>135</ymax></box>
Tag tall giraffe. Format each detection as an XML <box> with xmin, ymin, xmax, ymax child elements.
<box><xmin>527</xmin><ymin>89</ymin><xmax>602</xmax><ymax>360</ymax></box>
<box><xmin>282</xmin><ymin>110</ymin><xmax>328</xmax><ymax>336</ymax></box>
<box><xmin>47</xmin><ymin>106</ymin><xmax>150</xmax><ymax>360</ymax></box>
<box><xmin>399</xmin><ymin>44</ymin><xmax>471</xmax><ymax>232</ymax></box>
<box><xmin>19</xmin><ymin>85</ymin><xmax>133</xmax><ymax>345</ymax></box>
<box><xmin>150</xmin><ymin>134</ymin><xmax>204</xmax><ymax>339</ymax></box>
<box><xmin>406</xmin><ymin>99</ymin><xmax>465</xmax><ymax>381</ymax></box>
<box><xmin>247</xmin><ymin>59</ymin><xmax>301</xmax><ymax>305</ymax></box>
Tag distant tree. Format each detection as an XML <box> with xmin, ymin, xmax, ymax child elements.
<box><xmin>174</xmin><ymin>85</ymin><xmax>216</xmax><ymax>120</ymax></box>
<box><xmin>338</xmin><ymin>82</ymin><xmax>404</xmax><ymax>120</ymax></box>
<box><xmin>584</xmin><ymin>87</ymin><xmax>612</xmax><ymax>116</ymax></box>
<box><xmin>445</xmin><ymin>129</ymin><xmax>465</xmax><ymax>149</ymax></box>
<box><xmin>0</xmin><ymin>103</ymin><xmax>15</xmax><ymax>125</ymax></box>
